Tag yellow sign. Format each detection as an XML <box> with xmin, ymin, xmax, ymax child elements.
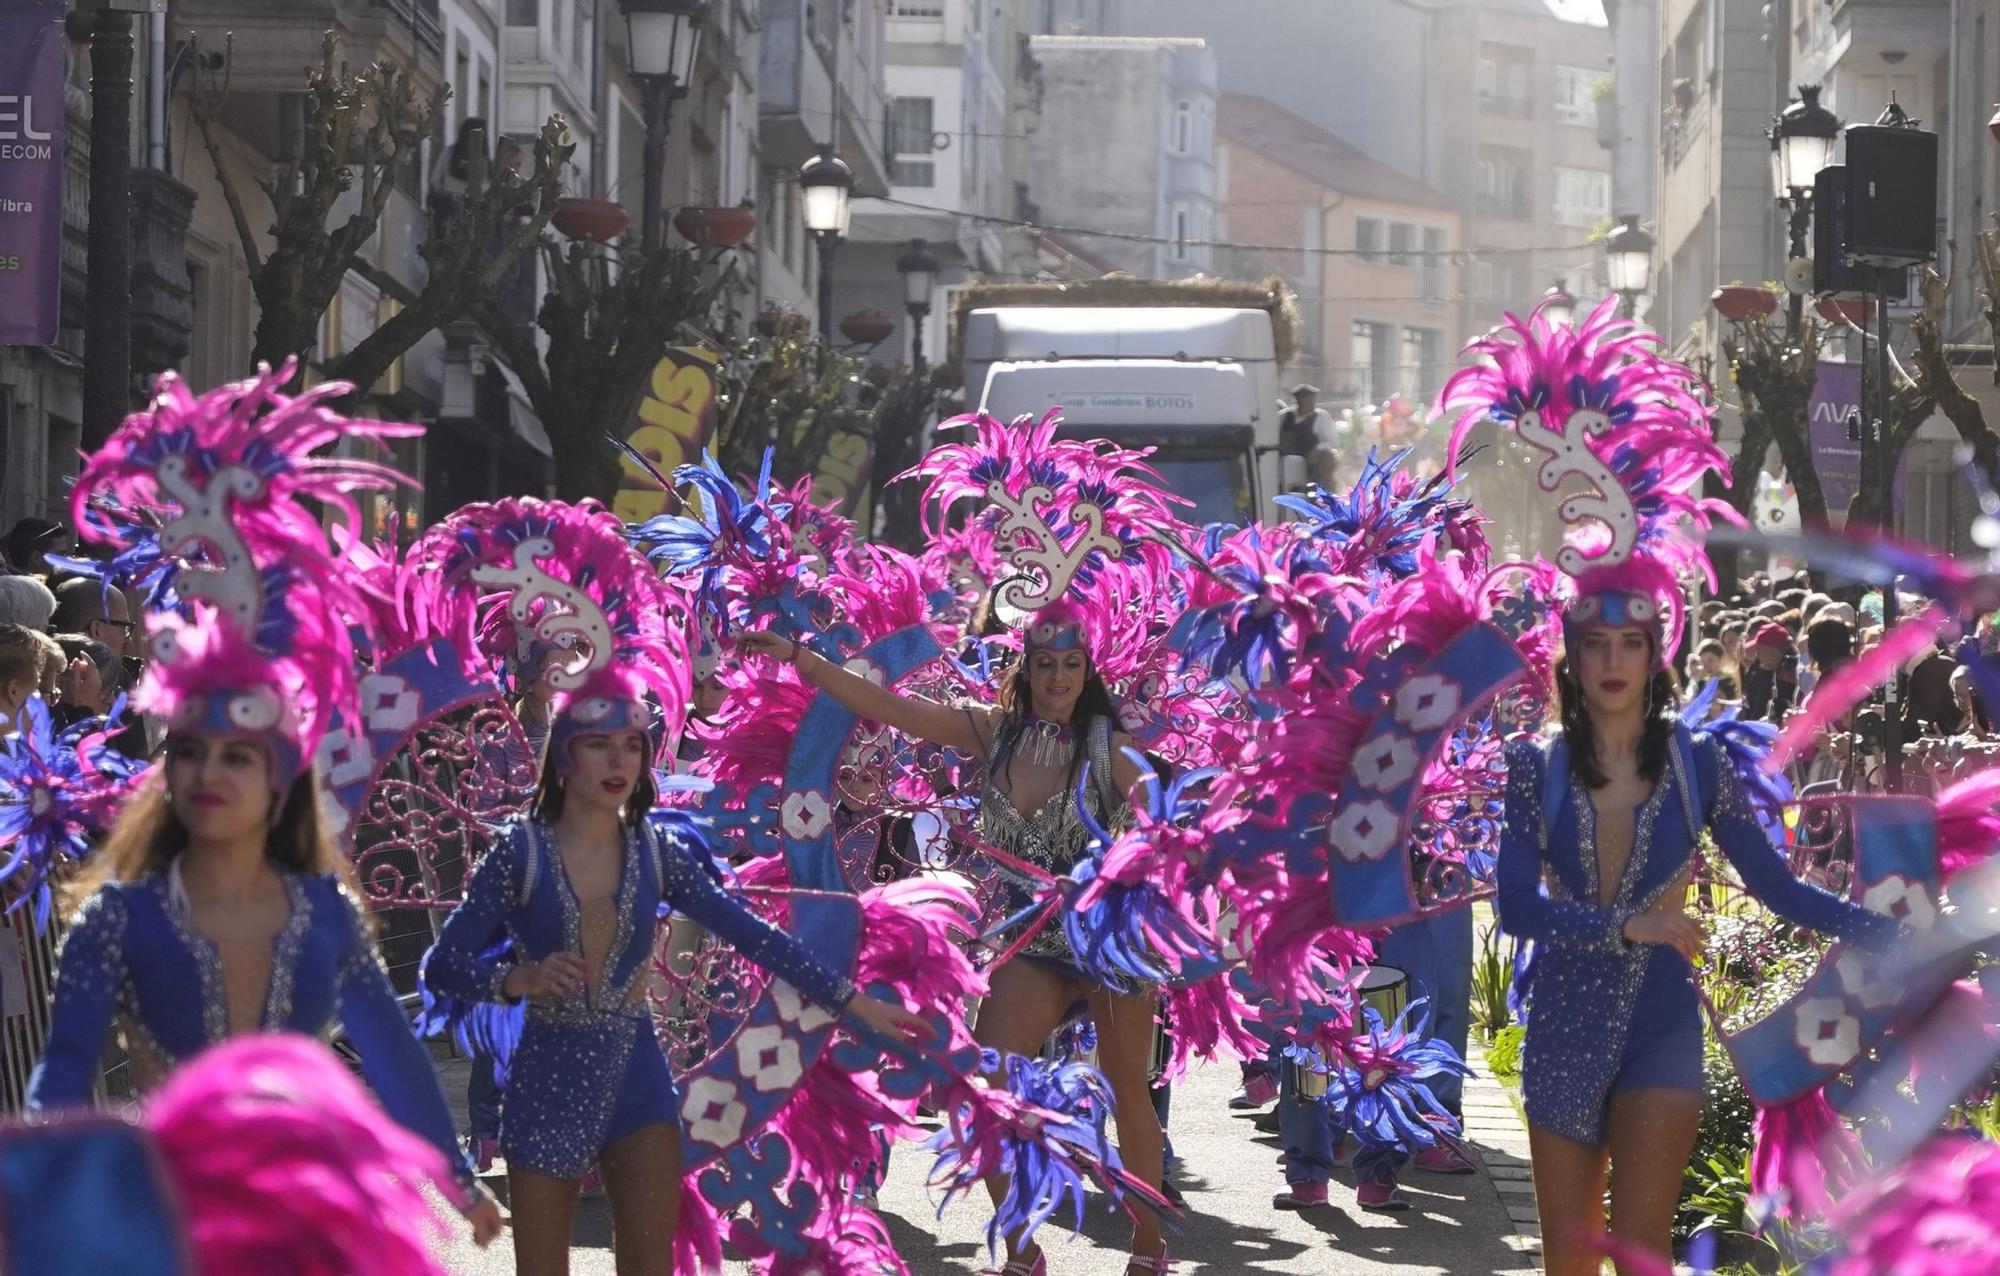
<box><xmin>808</xmin><ymin>429</ymin><xmax>874</xmax><ymax>519</ymax></box>
<box><xmin>616</xmin><ymin>348</ymin><xmax>720</xmax><ymax>523</ymax></box>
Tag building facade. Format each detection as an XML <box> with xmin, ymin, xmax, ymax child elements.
<box><xmin>836</xmin><ymin>0</ymin><xmax>1032</xmax><ymax>370</ymax></box>
<box><xmin>1648</xmin><ymin>0</ymin><xmax>1781</xmax><ymax>365</ymax></box>
<box><xmin>0</xmin><ymin>1</ymin><xmax>907</xmax><ymax>532</ymax></box>
<box><xmin>1021</xmin><ymin>35</ymin><xmax>1218</xmax><ymax>280</ymax></box>
<box><xmin>1038</xmin><ymin>1</ymin><xmax>1612</xmax><ymax>334</ymax></box>
<box><xmin>1216</xmin><ymin>93</ymin><xmax>1466</xmax><ymax>406</ymax></box>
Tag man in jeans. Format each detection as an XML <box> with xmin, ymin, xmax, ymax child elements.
<box><xmin>1272</xmin><ymin>906</ymin><xmax>1476</xmax><ymax>1211</ymax></box>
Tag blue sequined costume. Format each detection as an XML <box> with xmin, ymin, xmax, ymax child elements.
<box><xmin>27</xmin><ymin>867</ymin><xmax>477</xmax><ymax>1193</ymax></box>
<box><xmin>421</xmin><ymin>815</ymin><xmax>856</xmax><ymax>1178</ymax></box>
<box><xmin>1496</xmin><ymin>730</ymin><xmax>1896</xmax><ymax>1145</ymax></box>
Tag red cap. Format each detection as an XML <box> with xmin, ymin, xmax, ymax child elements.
<box><xmin>1751</xmin><ymin>622</ymin><xmax>1790</xmax><ymax>649</ymax></box>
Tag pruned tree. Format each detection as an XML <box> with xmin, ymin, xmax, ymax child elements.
<box><xmin>866</xmin><ymin>365</ymin><xmax>948</xmax><ymax>550</ymax></box>
<box><xmin>1904</xmin><ymin>239</ymin><xmax>2000</xmax><ymax>502</ymax></box>
<box><xmin>474</xmin><ymin>238</ymin><xmax>724</xmax><ymax>501</ymax></box>
<box><xmin>709</xmin><ymin>330</ymin><xmax>859</xmax><ymax>486</ymax></box>
<box><xmin>187</xmin><ymin>31</ymin><xmax>568</xmax><ymax>390</ymax></box>
<box><xmin>1720</xmin><ymin>313</ymin><xmax>1828</xmax><ymax>532</ymax></box>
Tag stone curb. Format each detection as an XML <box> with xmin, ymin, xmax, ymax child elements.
<box><xmin>1464</xmin><ymin>1044</ymin><xmax>1542</xmax><ymax>1270</ymax></box>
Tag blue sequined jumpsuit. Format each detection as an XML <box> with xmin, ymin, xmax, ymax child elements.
<box><xmin>421</xmin><ymin>815</ymin><xmax>856</xmax><ymax>1178</ymax></box>
<box><xmin>1496</xmin><ymin>732</ymin><xmax>1897</xmax><ymax>1145</ymax></box>
<box><xmin>28</xmin><ymin>867</ymin><xmax>477</xmax><ymax>1194</ymax></box>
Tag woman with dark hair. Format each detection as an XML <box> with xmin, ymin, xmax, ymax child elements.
<box><xmin>739</xmin><ymin>598</ymin><xmax>1169</xmax><ymax>1276</ymax></box>
<box><xmin>1497</xmin><ymin>584</ymin><xmax>1900</xmax><ymax>1274</ymax></box>
<box><xmin>422</xmin><ymin>664</ymin><xmax>928</xmax><ymax>1276</ymax></box>
<box><xmin>25</xmin><ymin>617</ymin><xmax>506</xmax><ymax>1248</ymax></box>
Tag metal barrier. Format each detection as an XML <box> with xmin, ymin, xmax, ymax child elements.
<box><xmin>0</xmin><ymin>906</ymin><xmax>63</xmax><ymax>1113</ymax></box>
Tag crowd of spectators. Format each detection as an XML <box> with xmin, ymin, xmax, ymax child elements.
<box><xmin>0</xmin><ymin>516</ymin><xmax>148</xmax><ymax>755</ymax></box>
<box><xmin>1683</xmin><ymin>567</ymin><xmax>1995</xmax><ymax>794</ymax></box>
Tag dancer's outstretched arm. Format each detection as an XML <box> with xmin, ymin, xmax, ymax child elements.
<box><xmin>737</xmin><ymin>630</ymin><xmax>992</xmax><ymax>756</ymax></box>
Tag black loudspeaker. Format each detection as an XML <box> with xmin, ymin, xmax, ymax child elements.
<box><xmin>1843</xmin><ymin>122</ymin><xmax>1938</xmax><ymax>267</ymax></box>
<box><xmin>1814</xmin><ymin>165</ymin><xmax>1905</xmax><ymax>296</ymax></box>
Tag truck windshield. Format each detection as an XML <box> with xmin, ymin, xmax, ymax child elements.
<box><xmin>1145</xmin><ymin>454</ymin><xmax>1253</xmax><ymax>525</ymax></box>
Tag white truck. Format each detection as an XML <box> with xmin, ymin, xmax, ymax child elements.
<box><xmin>955</xmin><ymin>293</ymin><xmax>1288</xmax><ymax>527</ymax></box>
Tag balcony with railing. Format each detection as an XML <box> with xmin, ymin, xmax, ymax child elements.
<box><xmin>1476</xmin><ymin>191</ymin><xmax>1532</xmax><ymax>221</ymax></box>
<box><xmin>1661</xmin><ymin>90</ymin><xmax>1709</xmax><ymax>171</ymax></box>
<box><xmin>176</xmin><ymin>0</ymin><xmax>444</xmax><ymax>95</ymax></box>
<box><xmin>759</xmin><ymin>0</ymin><xmax>890</xmax><ymax>190</ymax></box>
<box><xmin>1478</xmin><ymin>92</ymin><xmax>1533</xmax><ymax>121</ymax></box>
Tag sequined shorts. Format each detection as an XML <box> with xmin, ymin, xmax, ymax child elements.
<box><xmin>502</xmin><ymin>1014</ymin><xmax>677</xmax><ymax>1178</ymax></box>
<box><xmin>1521</xmin><ymin>949</ymin><xmax>1703</xmax><ymax>1145</ymax></box>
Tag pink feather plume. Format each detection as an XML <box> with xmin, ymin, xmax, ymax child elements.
<box><xmin>145</xmin><ymin>1033</ymin><xmax>454</xmax><ymax>1276</ymax></box>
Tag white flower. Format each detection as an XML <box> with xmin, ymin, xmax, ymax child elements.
<box><xmin>359</xmin><ymin>673</ymin><xmax>422</xmax><ymax>735</ymax></box>
<box><xmin>780</xmin><ymin>789</ymin><xmax>833</xmax><ymax>841</ymax></box>
<box><xmin>842</xmin><ymin>657</ymin><xmax>886</xmax><ymax>687</ymax></box>
<box><xmin>770</xmin><ymin>981</ymin><xmax>836</xmax><ymax>1033</ymax></box>
<box><xmin>1327</xmin><ymin>798</ymin><xmax>1402</xmax><ymax>864</ymax></box>
<box><xmin>1794</xmin><ymin>996</ymin><xmax>1863</xmax><ymax>1068</ymax></box>
<box><xmin>734</xmin><ymin>1024</ymin><xmax>805</xmax><ymax>1094</ymax></box>
<box><xmin>316</xmin><ymin>726</ymin><xmax>375</xmax><ymax>789</ymax></box>
<box><xmin>1352</xmin><ymin>735</ymin><xmax>1421</xmax><ymax>792</ymax></box>
<box><xmin>682</xmin><ymin>1076</ymin><xmax>748</xmax><ymax>1148</ymax></box>
<box><xmin>1393</xmin><ymin>674</ymin><xmax>1463</xmax><ymax>734</ymax></box>
<box><xmin>1834</xmin><ymin>949</ymin><xmax>1899</xmax><ymax>1011</ymax></box>
<box><xmin>1860</xmin><ymin>874</ymin><xmax>1937</xmax><ymax>930</ymax></box>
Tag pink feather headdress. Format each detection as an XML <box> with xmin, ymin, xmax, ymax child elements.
<box><xmin>74</xmin><ymin>361</ymin><xmax>419</xmax><ymax>784</ymax></box>
<box><xmin>1437</xmin><ymin>295</ymin><xmax>1738</xmax><ymax>663</ymax></box>
<box><xmin>406</xmin><ymin>497</ymin><xmax>692</xmax><ymax>766</ymax></box>
<box><xmin>898</xmin><ymin>409</ymin><xmax>1190</xmax><ymax>617</ymax></box>
<box><xmin>73</xmin><ymin>360</ymin><xmax>417</xmax><ymax>641</ymax></box>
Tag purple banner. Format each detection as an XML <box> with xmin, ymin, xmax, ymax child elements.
<box><xmin>0</xmin><ymin>2</ymin><xmax>63</xmax><ymax>347</ymax></box>
<box><xmin>1805</xmin><ymin>360</ymin><xmax>1912</xmax><ymax>523</ymax></box>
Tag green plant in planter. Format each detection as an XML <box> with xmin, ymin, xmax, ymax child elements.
<box><xmin>1682</xmin><ymin>1147</ymin><xmax>1753</xmax><ymax>1235</ymax></box>
<box><xmin>1488</xmin><ymin>1024</ymin><xmax>1525</xmax><ymax>1079</ymax></box>
<box><xmin>1472</xmin><ymin>924</ymin><xmax>1514</xmax><ymax>1043</ymax></box>
<box><xmin>1677</xmin><ymin>1034</ymin><xmax>1758</xmax><ymax>1241</ymax></box>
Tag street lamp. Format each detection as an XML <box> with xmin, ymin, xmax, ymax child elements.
<box><xmin>1772</xmin><ymin>84</ymin><xmax>1840</xmax><ymax>195</ymax></box>
<box><xmin>897</xmin><ymin>237</ymin><xmax>940</xmax><ymax>371</ymax></box>
<box><xmin>1541</xmin><ymin>280</ymin><xmax>1577</xmax><ymax>328</ymax></box>
<box><xmin>79</xmin><ymin>0</ymin><xmax>165</xmax><ymax>446</ymax></box>
<box><xmin>799</xmin><ymin>146</ymin><xmax>854</xmax><ymax>361</ymax></box>
<box><xmin>1604</xmin><ymin>215</ymin><xmax>1655</xmax><ymax>319</ymax></box>
<box><xmin>620</xmin><ymin>0</ymin><xmax>709</xmax><ymax>253</ymax></box>
<box><xmin>1770</xmin><ymin>84</ymin><xmax>1840</xmax><ymax>332</ymax></box>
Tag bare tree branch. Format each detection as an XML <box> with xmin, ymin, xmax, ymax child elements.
<box><xmin>185</xmin><ymin>34</ymin><xmax>265</xmax><ymax>278</ymax></box>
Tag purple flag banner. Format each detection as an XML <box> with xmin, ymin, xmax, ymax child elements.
<box><xmin>1806</xmin><ymin>360</ymin><xmax>1912</xmax><ymax>523</ymax></box>
<box><xmin>0</xmin><ymin>1</ymin><xmax>63</xmax><ymax>347</ymax></box>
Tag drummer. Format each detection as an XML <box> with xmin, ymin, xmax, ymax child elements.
<box><xmin>1374</xmin><ymin>909</ymin><xmax>1477</xmax><ymax>1179</ymax></box>
<box><xmin>1272</xmin><ymin>911</ymin><xmax>1474</xmax><ymax>1212</ymax></box>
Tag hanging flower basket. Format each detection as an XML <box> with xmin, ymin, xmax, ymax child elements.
<box><xmin>1816</xmin><ymin>295</ymin><xmax>1874</xmax><ymax>327</ymax></box>
<box><xmin>1710</xmin><ymin>285</ymin><xmax>1779</xmax><ymax>323</ymax></box>
<box><xmin>757</xmin><ymin>307</ymin><xmax>808</xmax><ymax>338</ymax></box>
<box><xmin>839</xmin><ymin>310</ymin><xmax>897</xmax><ymax>345</ymax></box>
<box><xmin>551</xmin><ymin>197</ymin><xmax>630</xmax><ymax>244</ymax></box>
<box><xmin>674</xmin><ymin>204</ymin><xmax>757</xmax><ymax>248</ymax></box>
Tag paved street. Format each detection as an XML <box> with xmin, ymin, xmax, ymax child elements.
<box><xmin>431</xmin><ymin>1049</ymin><xmax>1541</xmax><ymax>1275</ymax></box>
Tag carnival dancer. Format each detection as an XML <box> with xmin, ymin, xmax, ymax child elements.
<box><xmin>28</xmin><ymin>364</ymin><xmax>506</xmax><ymax>1248</ymax></box>
<box><xmin>740</xmin><ymin>599</ymin><xmax>1173</xmax><ymax>1276</ymax></box>
<box><xmin>1437</xmin><ymin>300</ymin><xmax>1906</xmax><ymax>1273</ymax></box>
<box><xmin>423</xmin><ymin>669</ymin><xmax>928</xmax><ymax>1276</ymax></box>
<box><xmin>416</xmin><ymin>498</ymin><xmax>929</xmax><ymax>1276</ymax></box>
<box><xmin>22</xmin><ymin>630</ymin><xmax>517</xmax><ymax>1249</ymax></box>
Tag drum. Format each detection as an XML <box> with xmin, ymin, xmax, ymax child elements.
<box><xmin>1357</xmin><ymin>963</ymin><xmax>1409</xmax><ymax>1029</ymax></box>
<box><xmin>1148</xmin><ymin>1015</ymin><xmax>1171</xmax><ymax>1084</ymax></box>
<box><xmin>1289</xmin><ymin>1050</ymin><xmax>1332</xmax><ymax>1099</ymax></box>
